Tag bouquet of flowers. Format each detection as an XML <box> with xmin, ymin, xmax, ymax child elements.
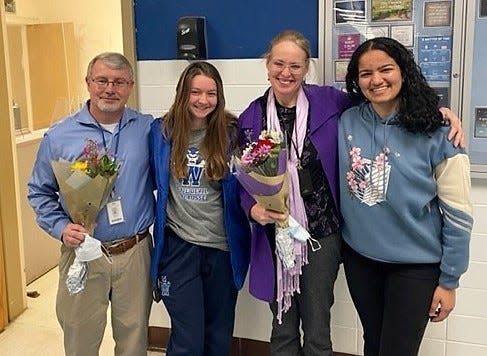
<box><xmin>233</xmin><ymin>130</ymin><xmax>294</xmax><ymax>262</ymax></box>
<box><xmin>235</xmin><ymin>130</ymin><xmax>288</xmax><ymax>212</ymax></box>
<box><xmin>233</xmin><ymin>130</ymin><xmax>311</xmax><ymax>323</ymax></box>
<box><xmin>51</xmin><ymin>139</ymin><xmax>119</xmax><ymax>294</ymax></box>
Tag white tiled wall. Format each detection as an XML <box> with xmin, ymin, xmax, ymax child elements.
<box><xmin>139</xmin><ymin>60</ymin><xmax>487</xmax><ymax>356</ymax></box>
<box><xmin>136</xmin><ymin>59</ymin><xmax>321</xmax><ymax>118</ymax></box>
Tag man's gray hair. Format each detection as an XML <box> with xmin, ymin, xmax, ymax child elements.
<box><xmin>86</xmin><ymin>52</ymin><xmax>134</xmax><ymax>80</ymax></box>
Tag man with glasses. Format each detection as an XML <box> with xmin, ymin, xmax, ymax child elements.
<box><xmin>28</xmin><ymin>52</ymin><xmax>155</xmax><ymax>356</ymax></box>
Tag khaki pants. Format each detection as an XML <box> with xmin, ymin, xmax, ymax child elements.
<box><xmin>56</xmin><ymin>236</ymin><xmax>152</xmax><ymax>356</ymax></box>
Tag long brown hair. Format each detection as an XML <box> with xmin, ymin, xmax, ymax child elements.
<box><xmin>162</xmin><ymin>61</ymin><xmax>234</xmax><ymax>180</ymax></box>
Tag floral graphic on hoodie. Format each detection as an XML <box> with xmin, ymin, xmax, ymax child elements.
<box><xmin>346</xmin><ymin>140</ymin><xmax>391</xmax><ymax>206</ymax></box>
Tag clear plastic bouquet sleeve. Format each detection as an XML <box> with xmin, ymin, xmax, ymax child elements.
<box><xmin>51</xmin><ymin>160</ymin><xmax>117</xmax><ymax>295</ymax></box>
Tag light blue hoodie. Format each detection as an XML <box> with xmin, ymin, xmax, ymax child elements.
<box><xmin>338</xmin><ymin>102</ymin><xmax>473</xmax><ymax>289</ymax></box>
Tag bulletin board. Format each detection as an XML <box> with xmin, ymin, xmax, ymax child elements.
<box><xmin>324</xmin><ymin>0</ymin><xmax>487</xmax><ymax>174</ymax></box>
<box><xmin>464</xmin><ymin>0</ymin><xmax>487</xmax><ymax>172</ymax></box>
<box><xmin>134</xmin><ymin>0</ymin><xmax>318</xmax><ymax>60</ymax></box>
<box><xmin>326</xmin><ymin>0</ymin><xmax>455</xmax><ymax>108</ymax></box>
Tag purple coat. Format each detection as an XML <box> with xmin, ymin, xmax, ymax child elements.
<box><xmin>238</xmin><ymin>84</ymin><xmax>352</xmax><ymax>302</ymax></box>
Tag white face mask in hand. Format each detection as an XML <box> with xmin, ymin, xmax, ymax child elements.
<box><xmin>288</xmin><ymin>215</ymin><xmax>321</xmax><ymax>252</ymax></box>
<box><xmin>66</xmin><ymin>234</ymin><xmax>110</xmax><ymax>295</ymax></box>
<box><xmin>75</xmin><ymin>234</ymin><xmax>104</xmax><ymax>261</ymax></box>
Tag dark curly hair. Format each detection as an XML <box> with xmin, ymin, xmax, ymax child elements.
<box><xmin>345</xmin><ymin>37</ymin><xmax>443</xmax><ymax>133</ymax></box>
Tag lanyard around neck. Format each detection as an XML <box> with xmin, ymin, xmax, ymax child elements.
<box><xmin>95</xmin><ymin>118</ymin><xmax>122</xmax><ymax>161</ymax></box>
<box><xmin>278</xmin><ymin>107</ymin><xmax>306</xmax><ymax>169</ymax></box>
<box><xmin>288</xmin><ymin>121</ymin><xmax>305</xmax><ymax>169</ymax></box>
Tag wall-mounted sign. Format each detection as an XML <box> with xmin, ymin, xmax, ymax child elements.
<box><xmin>475</xmin><ymin>107</ymin><xmax>487</xmax><ymax>138</ymax></box>
<box><xmin>424</xmin><ymin>1</ymin><xmax>452</xmax><ymax>27</ymax></box>
<box><xmin>338</xmin><ymin>33</ymin><xmax>361</xmax><ymax>58</ymax></box>
<box><xmin>480</xmin><ymin>0</ymin><xmax>487</xmax><ymax>17</ymax></box>
<box><xmin>366</xmin><ymin>25</ymin><xmax>390</xmax><ymax>39</ymax></box>
<box><xmin>335</xmin><ymin>60</ymin><xmax>349</xmax><ymax>82</ymax></box>
<box><xmin>418</xmin><ymin>36</ymin><xmax>452</xmax><ymax>82</ymax></box>
<box><xmin>371</xmin><ymin>0</ymin><xmax>413</xmax><ymax>21</ymax></box>
<box><xmin>391</xmin><ymin>24</ymin><xmax>414</xmax><ymax>46</ymax></box>
<box><xmin>335</xmin><ymin>1</ymin><xmax>366</xmax><ymax>24</ymax></box>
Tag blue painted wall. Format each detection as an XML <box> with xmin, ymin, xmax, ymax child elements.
<box><xmin>134</xmin><ymin>0</ymin><xmax>318</xmax><ymax>60</ymax></box>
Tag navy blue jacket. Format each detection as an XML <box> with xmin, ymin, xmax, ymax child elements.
<box><xmin>149</xmin><ymin>118</ymin><xmax>251</xmax><ymax>296</ymax></box>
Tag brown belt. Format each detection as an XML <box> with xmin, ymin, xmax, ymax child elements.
<box><xmin>102</xmin><ymin>231</ymin><xmax>149</xmax><ymax>256</ymax></box>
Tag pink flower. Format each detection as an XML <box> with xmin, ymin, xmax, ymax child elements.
<box><xmin>348</xmin><ymin>179</ymin><xmax>358</xmax><ymax>190</ymax></box>
<box><xmin>349</xmin><ymin>147</ymin><xmax>361</xmax><ymax>157</ymax></box>
<box><xmin>351</xmin><ymin>157</ymin><xmax>364</xmax><ymax>170</ymax></box>
<box><xmin>253</xmin><ymin>143</ymin><xmax>272</xmax><ymax>158</ymax></box>
<box><xmin>240</xmin><ymin>154</ymin><xmax>255</xmax><ymax>165</ymax></box>
<box><xmin>234</xmin><ymin>129</ymin><xmax>283</xmax><ymax>176</ymax></box>
<box><xmin>375</xmin><ymin>153</ymin><xmax>388</xmax><ymax>167</ymax></box>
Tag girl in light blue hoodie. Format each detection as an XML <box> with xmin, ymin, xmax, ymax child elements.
<box><xmin>338</xmin><ymin>37</ymin><xmax>473</xmax><ymax>356</ymax></box>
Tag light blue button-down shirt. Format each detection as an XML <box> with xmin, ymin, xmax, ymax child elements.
<box><xmin>28</xmin><ymin>102</ymin><xmax>155</xmax><ymax>242</ymax></box>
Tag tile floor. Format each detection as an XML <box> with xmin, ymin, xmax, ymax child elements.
<box><xmin>0</xmin><ymin>267</ymin><xmax>164</xmax><ymax>355</ymax></box>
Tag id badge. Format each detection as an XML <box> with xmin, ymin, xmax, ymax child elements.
<box><xmin>298</xmin><ymin>168</ymin><xmax>314</xmax><ymax>198</ymax></box>
<box><xmin>106</xmin><ymin>198</ymin><xmax>125</xmax><ymax>225</ymax></box>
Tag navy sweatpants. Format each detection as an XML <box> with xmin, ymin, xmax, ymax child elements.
<box><xmin>159</xmin><ymin>228</ymin><xmax>237</xmax><ymax>356</ymax></box>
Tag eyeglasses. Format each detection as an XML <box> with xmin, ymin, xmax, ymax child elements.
<box><xmin>270</xmin><ymin>60</ymin><xmax>306</xmax><ymax>74</ymax></box>
<box><xmin>90</xmin><ymin>77</ymin><xmax>133</xmax><ymax>89</ymax></box>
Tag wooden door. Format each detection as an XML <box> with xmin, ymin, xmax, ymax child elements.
<box><xmin>26</xmin><ymin>22</ymin><xmax>78</xmax><ymax>130</ymax></box>
<box><xmin>17</xmin><ymin>139</ymin><xmax>61</xmax><ymax>283</ymax></box>
<box><xmin>0</xmin><ymin>3</ymin><xmax>26</xmax><ymax>328</ymax></box>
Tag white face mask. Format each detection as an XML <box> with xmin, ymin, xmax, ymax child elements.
<box><xmin>75</xmin><ymin>235</ymin><xmax>104</xmax><ymax>262</ymax></box>
<box><xmin>66</xmin><ymin>235</ymin><xmax>111</xmax><ymax>295</ymax></box>
<box><xmin>288</xmin><ymin>215</ymin><xmax>321</xmax><ymax>252</ymax></box>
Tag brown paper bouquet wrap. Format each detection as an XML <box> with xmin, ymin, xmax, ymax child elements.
<box><xmin>51</xmin><ymin>161</ymin><xmax>117</xmax><ymax>236</ymax></box>
<box><xmin>51</xmin><ymin>139</ymin><xmax>119</xmax><ymax>295</ymax></box>
<box><xmin>245</xmin><ymin>171</ymin><xmax>289</xmax><ymax>228</ymax></box>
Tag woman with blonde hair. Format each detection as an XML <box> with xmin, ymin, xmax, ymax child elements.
<box><xmin>239</xmin><ymin>30</ymin><xmax>463</xmax><ymax>356</ymax></box>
